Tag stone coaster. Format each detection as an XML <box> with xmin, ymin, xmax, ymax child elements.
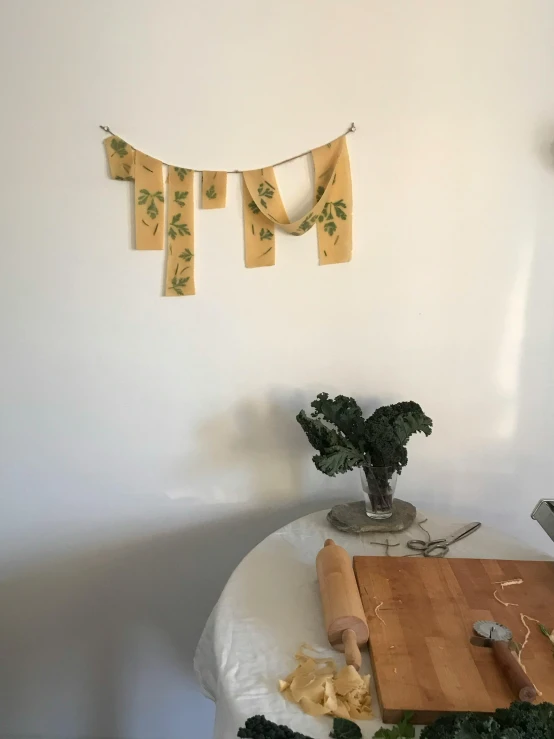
<box><xmin>327</xmin><ymin>499</ymin><xmax>416</xmax><ymax>534</ymax></box>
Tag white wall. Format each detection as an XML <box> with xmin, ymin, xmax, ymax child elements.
<box><xmin>1</xmin><ymin>1</ymin><xmax>553</xmax><ymax>737</ymax></box>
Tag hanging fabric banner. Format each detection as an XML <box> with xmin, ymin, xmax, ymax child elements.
<box><xmin>102</xmin><ymin>122</ymin><xmax>355</xmax><ymax>296</ymax></box>
<box><xmin>201</xmin><ymin>171</ymin><xmax>227</xmax><ymax>209</ymax></box>
<box><xmin>242</xmin><ymin>136</ymin><xmax>352</xmax><ymax>266</ymax></box>
<box><xmin>165</xmin><ymin>167</ymin><xmax>195</xmax><ymax>296</ymax></box>
<box><xmin>135</xmin><ymin>151</ymin><xmax>165</xmax><ymax>251</ymax></box>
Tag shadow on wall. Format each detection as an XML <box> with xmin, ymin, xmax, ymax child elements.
<box><xmin>177</xmin><ymin>390</ymin><xmax>383</xmax><ymax>505</ymax></box>
<box><xmin>0</xmin><ymin>499</ymin><xmax>343</xmax><ymax>739</ymax></box>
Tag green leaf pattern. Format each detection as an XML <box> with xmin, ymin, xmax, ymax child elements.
<box><xmin>110</xmin><ymin>138</ymin><xmax>128</xmax><ymax>158</ymax></box>
<box><xmin>259</xmin><ymin>228</ymin><xmax>273</xmax><ymax>241</ymax></box>
<box><xmin>318</xmin><ymin>199</ymin><xmax>347</xmax><ymax>238</ymax></box>
<box><xmin>174</xmin><ymin>191</ymin><xmax>188</xmax><ymax>207</ymax></box>
<box><xmin>168</xmin><ymin>213</ymin><xmax>191</xmax><ymax>240</ymax></box>
<box><xmin>205</xmin><ymin>185</ymin><xmax>217</xmax><ymax>200</ymax></box>
<box><xmin>138</xmin><ymin>189</ymin><xmax>164</xmax><ymax>220</ymax></box>
<box><xmin>178</xmin><ymin>248</ymin><xmax>194</xmax><ymax>262</ymax></box>
<box><xmin>248</xmin><ymin>200</ymin><xmax>261</xmax><ymax>214</ymax></box>
<box><xmin>174</xmin><ymin>167</ymin><xmax>190</xmax><ymax>181</ymax></box>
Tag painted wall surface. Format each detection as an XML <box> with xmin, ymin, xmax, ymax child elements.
<box><xmin>1</xmin><ymin>1</ymin><xmax>553</xmax><ymax>737</ymax></box>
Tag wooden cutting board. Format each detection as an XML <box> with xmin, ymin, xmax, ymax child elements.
<box><xmin>353</xmin><ymin>556</ymin><xmax>554</xmax><ymax>724</ymax></box>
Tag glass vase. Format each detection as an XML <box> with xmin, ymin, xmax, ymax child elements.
<box><xmin>361</xmin><ymin>465</ymin><xmax>397</xmax><ymax>519</ymax></box>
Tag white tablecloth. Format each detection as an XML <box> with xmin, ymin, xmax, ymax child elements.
<box><xmin>194</xmin><ymin>510</ymin><xmax>551</xmax><ymax>739</ymax></box>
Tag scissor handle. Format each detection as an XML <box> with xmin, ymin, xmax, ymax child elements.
<box><xmin>424</xmin><ymin>543</ymin><xmax>449</xmax><ymax>557</ymax></box>
<box><xmin>406</xmin><ymin>539</ymin><xmax>429</xmax><ymax>551</ymax></box>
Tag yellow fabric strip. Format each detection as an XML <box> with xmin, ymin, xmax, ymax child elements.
<box><xmin>312</xmin><ymin>138</ymin><xmax>352</xmax><ymax>265</ymax></box>
<box><xmin>242</xmin><ymin>178</ymin><xmax>276</xmax><ymax>268</ymax></box>
<box><xmin>165</xmin><ymin>167</ymin><xmax>195</xmax><ymax>296</ymax></box>
<box><xmin>201</xmin><ymin>171</ymin><xmax>227</xmax><ymax>209</ymax></box>
<box><xmin>104</xmin><ymin>135</ymin><xmax>135</xmax><ymax>180</ymax></box>
<box><xmin>242</xmin><ymin>166</ymin><xmax>290</xmax><ymax>268</ymax></box>
<box><xmin>242</xmin><ymin>137</ymin><xmax>352</xmax><ymax>264</ymax></box>
<box><xmin>134</xmin><ymin>151</ymin><xmax>165</xmax><ymax>251</ymax></box>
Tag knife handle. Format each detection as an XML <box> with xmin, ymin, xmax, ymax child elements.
<box><xmin>491</xmin><ymin>641</ymin><xmax>537</xmax><ymax>702</ymax></box>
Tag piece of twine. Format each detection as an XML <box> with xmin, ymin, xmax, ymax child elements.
<box><xmin>370</xmin><ymin>518</ymin><xmax>431</xmax><ymax>557</ymax></box>
<box><xmin>98</xmin><ymin>122</ymin><xmax>356</xmax><ymax>173</ymax></box>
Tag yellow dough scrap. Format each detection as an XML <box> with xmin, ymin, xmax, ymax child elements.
<box><xmin>279</xmin><ymin>645</ymin><xmax>372</xmax><ymax>720</ymax></box>
<box><xmin>299</xmin><ymin>697</ymin><xmax>331</xmax><ymax>716</ymax></box>
<box><xmin>334</xmin><ymin>665</ymin><xmax>365</xmax><ymax>695</ymax></box>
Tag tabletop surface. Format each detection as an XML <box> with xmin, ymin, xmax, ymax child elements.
<box><xmin>194</xmin><ymin>509</ymin><xmax>552</xmax><ymax>739</ymax></box>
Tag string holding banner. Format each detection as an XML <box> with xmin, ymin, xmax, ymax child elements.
<box><xmin>102</xmin><ymin>123</ymin><xmax>356</xmax><ymax>296</ymax></box>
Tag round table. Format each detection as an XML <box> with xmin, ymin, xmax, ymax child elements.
<box><xmin>194</xmin><ymin>510</ymin><xmax>551</xmax><ymax>739</ymax></box>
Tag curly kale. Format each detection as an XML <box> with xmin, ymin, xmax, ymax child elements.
<box><xmin>420</xmin><ymin>701</ymin><xmax>554</xmax><ymax>739</ymax></box>
<box><xmin>296</xmin><ymin>393</ymin><xmax>432</xmax><ymax>478</ymax></box>
<box><xmin>238</xmin><ymin>716</ymin><xmax>362</xmax><ymax>739</ymax></box>
<box><xmin>237</xmin><ymin>715</ymin><xmax>314</xmax><ymax>739</ymax></box>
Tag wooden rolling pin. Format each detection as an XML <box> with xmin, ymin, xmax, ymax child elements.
<box><xmin>316</xmin><ymin>538</ymin><xmax>369</xmax><ymax>670</ymax></box>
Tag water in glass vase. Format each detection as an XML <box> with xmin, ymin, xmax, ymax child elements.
<box><xmin>361</xmin><ymin>465</ymin><xmax>397</xmax><ymax>519</ymax></box>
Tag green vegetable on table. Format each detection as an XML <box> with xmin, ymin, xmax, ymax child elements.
<box><xmin>238</xmin><ymin>702</ymin><xmax>554</xmax><ymax>739</ymax></box>
<box><xmin>420</xmin><ymin>701</ymin><xmax>554</xmax><ymax>739</ymax></box>
<box><xmin>296</xmin><ymin>393</ymin><xmax>432</xmax><ymax>505</ymax></box>
<box><xmin>373</xmin><ymin>712</ymin><xmax>415</xmax><ymax>739</ymax></box>
<box><xmin>236</xmin><ymin>716</ymin><xmax>361</xmax><ymax>739</ymax></box>
<box><xmin>538</xmin><ymin>623</ymin><xmax>554</xmax><ymax>655</ymax></box>
<box><xmin>330</xmin><ymin>717</ymin><xmax>362</xmax><ymax>739</ymax></box>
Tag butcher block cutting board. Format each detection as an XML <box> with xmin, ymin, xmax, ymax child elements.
<box><xmin>353</xmin><ymin>556</ymin><xmax>554</xmax><ymax>724</ymax></box>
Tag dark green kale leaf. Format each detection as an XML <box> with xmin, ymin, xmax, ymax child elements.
<box><xmin>331</xmin><ymin>717</ymin><xmax>362</xmax><ymax>739</ymax></box>
<box><xmin>420</xmin><ymin>701</ymin><xmax>554</xmax><ymax>739</ymax></box>
<box><xmin>374</xmin><ymin>712</ymin><xmax>415</xmax><ymax>739</ymax></box>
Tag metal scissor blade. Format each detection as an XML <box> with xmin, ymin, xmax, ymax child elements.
<box><xmin>443</xmin><ymin>522</ymin><xmax>481</xmax><ymax>546</ymax></box>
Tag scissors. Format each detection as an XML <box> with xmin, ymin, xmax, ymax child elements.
<box><xmin>406</xmin><ymin>522</ymin><xmax>482</xmax><ymax>557</ymax></box>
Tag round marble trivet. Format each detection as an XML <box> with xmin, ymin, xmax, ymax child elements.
<box><xmin>327</xmin><ymin>499</ymin><xmax>416</xmax><ymax>534</ymax></box>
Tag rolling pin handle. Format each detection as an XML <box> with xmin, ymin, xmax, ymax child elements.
<box><xmin>342</xmin><ymin>629</ymin><xmax>362</xmax><ymax>671</ymax></box>
<box><xmin>324</xmin><ymin>539</ymin><xmax>335</xmax><ymax>547</ymax></box>
<box><xmin>491</xmin><ymin>640</ymin><xmax>537</xmax><ymax>703</ymax></box>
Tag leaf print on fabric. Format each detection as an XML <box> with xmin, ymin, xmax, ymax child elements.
<box><xmin>168</xmin><ymin>213</ymin><xmax>191</xmax><ymax>239</ymax></box>
<box><xmin>138</xmin><ymin>189</ymin><xmax>164</xmax><ymax>220</ymax></box>
<box><xmin>169</xmin><ymin>276</ymin><xmax>190</xmax><ymax>295</ymax></box>
<box><xmin>316</xmin><ymin>185</ymin><xmax>325</xmax><ymax>202</ymax></box>
<box><xmin>299</xmin><ymin>212</ymin><xmax>319</xmax><ymax>233</ymax></box>
<box><xmin>260</xmin><ymin>246</ymin><xmax>273</xmax><ymax>257</ymax></box>
<box><xmin>178</xmin><ymin>248</ymin><xmax>194</xmax><ymax>262</ymax></box>
<box><xmin>259</xmin><ymin>228</ymin><xmax>273</xmax><ymax>241</ymax></box>
<box><xmin>110</xmin><ymin>138</ymin><xmax>128</xmax><ymax>158</ymax></box>
<box><xmin>205</xmin><ymin>185</ymin><xmax>217</xmax><ymax>200</ymax></box>
<box><xmin>169</xmin><ymin>265</ymin><xmax>190</xmax><ymax>295</ymax></box>
<box><xmin>174</xmin><ymin>167</ymin><xmax>190</xmax><ymax>181</ymax></box>
<box><xmin>257</xmin><ymin>181</ymin><xmax>275</xmax><ymax>200</ymax></box>
<box><xmin>318</xmin><ymin>199</ymin><xmax>348</xmax><ymax>237</ymax></box>
<box><xmin>333</xmin><ymin>199</ymin><xmax>347</xmax><ymax>220</ymax></box>
<box><xmin>174</xmin><ymin>191</ymin><xmax>189</xmax><ymax>207</ymax></box>
<box><xmin>248</xmin><ymin>200</ymin><xmax>261</xmax><ymax>214</ymax></box>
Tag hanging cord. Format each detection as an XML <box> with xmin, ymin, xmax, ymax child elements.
<box><xmin>99</xmin><ymin>122</ymin><xmax>356</xmax><ymax>173</ymax></box>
